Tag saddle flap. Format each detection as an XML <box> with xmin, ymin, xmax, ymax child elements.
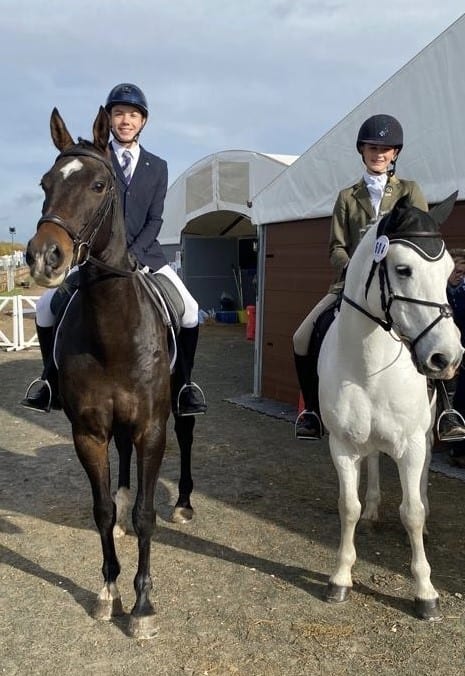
<box><xmin>148</xmin><ymin>272</ymin><xmax>185</xmax><ymax>335</ymax></box>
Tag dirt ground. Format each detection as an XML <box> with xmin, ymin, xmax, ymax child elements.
<box><xmin>1</xmin><ymin>320</ymin><xmax>465</xmax><ymax>676</ymax></box>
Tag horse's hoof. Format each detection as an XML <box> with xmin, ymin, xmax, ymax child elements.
<box><xmin>172</xmin><ymin>505</ymin><xmax>194</xmax><ymax>523</ymax></box>
<box><xmin>326</xmin><ymin>582</ymin><xmax>351</xmax><ymax>603</ymax></box>
<box><xmin>414</xmin><ymin>597</ymin><xmax>442</xmax><ymax>621</ymax></box>
<box><xmin>128</xmin><ymin>613</ymin><xmax>159</xmax><ymax>639</ymax></box>
<box><xmin>92</xmin><ymin>596</ymin><xmax>124</xmax><ymax>621</ymax></box>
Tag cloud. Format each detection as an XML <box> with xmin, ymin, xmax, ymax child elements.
<box><xmin>0</xmin><ymin>0</ymin><xmax>463</xmax><ymax>243</ymax></box>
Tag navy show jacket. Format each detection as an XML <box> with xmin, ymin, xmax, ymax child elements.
<box><xmin>110</xmin><ymin>142</ymin><xmax>168</xmax><ymax>272</ymax></box>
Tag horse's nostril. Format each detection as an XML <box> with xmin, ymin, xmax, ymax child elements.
<box><xmin>45</xmin><ymin>243</ymin><xmax>62</xmax><ymax>269</ymax></box>
<box><xmin>430</xmin><ymin>353</ymin><xmax>449</xmax><ymax>370</ymax></box>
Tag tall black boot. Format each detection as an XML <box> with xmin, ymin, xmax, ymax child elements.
<box><xmin>294</xmin><ymin>351</ymin><xmax>323</xmax><ymax>440</ymax></box>
<box><xmin>172</xmin><ymin>325</ymin><xmax>207</xmax><ymax>416</ymax></box>
<box><xmin>21</xmin><ymin>325</ymin><xmax>61</xmax><ymax>412</ymax></box>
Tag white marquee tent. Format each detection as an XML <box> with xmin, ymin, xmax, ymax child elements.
<box><xmin>160</xmin><ymin>150</ymin><xmax>297</xmax><ymax>245</ymax></box>
<box><xmin>251</xmin><ymin>12</ymin><xmax>465</xmax><ymax>227</ymax></box>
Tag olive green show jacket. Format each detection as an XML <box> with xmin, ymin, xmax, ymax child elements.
<box><xmin>328</xmin><ymin>175</ymin><xmax>428</xmax><ymax>288</ymax></box>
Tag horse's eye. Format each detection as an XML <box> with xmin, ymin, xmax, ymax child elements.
<box><xmin>396</xmin><ymin>265</ymin><xmax>412</xmax><ymax>277</ymax></box>
<box><xmin>93</xmin><ymin>181</ymin><xmax>105</xmax><ymax>193</ymax></box>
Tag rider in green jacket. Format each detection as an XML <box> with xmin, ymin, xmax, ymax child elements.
<box><xmin>293</xmin><ymin>113</ymin><xmax>465</xmax><ymax>444</ymax></box>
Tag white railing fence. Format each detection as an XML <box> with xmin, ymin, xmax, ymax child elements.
<box><xmin>0</xmin><ymin>295</ymin><xmax>40</xmax><ymax>351</ymax></box>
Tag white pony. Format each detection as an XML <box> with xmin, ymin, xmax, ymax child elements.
<box><xmin>319</xmin><ymin>192</ymin><xmax>463</xmax><ymax>620</ymax></box>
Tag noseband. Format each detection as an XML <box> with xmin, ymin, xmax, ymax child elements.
<box><xmin>36</xmin><ymin>146</ymin><xmax>116</xmax><ymax>267</ymax></box>
<box><xmin>342</xmin><ymin>234</ymin><xmax>453</xmax><ymax>350</ymax></box>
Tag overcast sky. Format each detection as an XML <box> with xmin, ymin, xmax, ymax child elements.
<box><xmin>1</xmin><ymin>1</ymin><xmax>464</xmax><ymax>244</ymax></box>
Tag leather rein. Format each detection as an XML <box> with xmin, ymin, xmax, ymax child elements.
<box><xmin>342</xmin><ymin>232</ymin><xmax>453</xmax><ymax>350</ymax></box>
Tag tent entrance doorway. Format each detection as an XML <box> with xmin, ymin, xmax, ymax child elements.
<box><xmin>182</xmin><ymin>235</ymin><xmax>257</xmax><ymax>314</ymax></box>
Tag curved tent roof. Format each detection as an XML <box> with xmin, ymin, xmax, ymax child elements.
<box><xmin>252</xmin><ymin>13</ymin><xmax>465</xmax><ymax>226</ymax></box>
<box><xmin>160</xmin><ymin>150</ymin><xmax>297</xmax><ymax>244</ymax></box>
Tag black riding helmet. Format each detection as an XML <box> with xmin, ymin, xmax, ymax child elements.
<box><xmin>357</xmin><ymin>114</ymin><xmax>403</xmax><ymax>175</ymax></box>
<box><xmin>356</xmin><ymin>114</ymin><xmax>403</xmax><ymax>152</ymax></box>
<box><xmin>105</xmin><ymin>83</ymin><xmax>149</xmax><ymax>118</ymax></box>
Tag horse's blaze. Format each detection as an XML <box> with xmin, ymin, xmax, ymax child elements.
<box><xmin>60</xmin><ymin>158</ymin><xmax>83</xmax><ymax>179</ymax></box>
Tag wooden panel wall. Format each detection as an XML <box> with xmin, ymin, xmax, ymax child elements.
<box><xmin>262</xmin><ymin>218</ymin><xmax>333</xmax><ymax>405</ymax></box>
<box><xmin>261</xmin><ymin>202</ymin><xmax>465</xmax><ymax>407</ymax></box>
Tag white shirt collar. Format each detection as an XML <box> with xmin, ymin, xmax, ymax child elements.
<box><xmin>111</xmin><ymin>139</ymin><xmax>141</xmax><ymax>166</ymax></box>
<box><xmin>363</xmin><ymin>171</ymin><xmax>388</xmax><ymax>190</ymax></box>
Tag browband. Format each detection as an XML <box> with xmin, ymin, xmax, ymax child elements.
<box><xmin>58</xmin><ymin>144</ymin><xmax>116</xmax><ymax>179</ymax></box>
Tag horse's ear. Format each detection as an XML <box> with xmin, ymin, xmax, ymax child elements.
<box><xmin>381</xmin><ymin>194</ymin><xmax>412</xmax><ymax>236</ymax></box>
<box><xmin>50</xmin><ymin>107</ymin><xmax>74</xmax><ymax>151</ymax></box>
<box><xmin>390</xmin><ymin>194</ymin><xmax>412</xmax><ymax>220</ymax></box>
<box><xmin>93</xmin><ymin>106</ymin><xmax>111</xmax><ymax>153</ymax></box>
<box><xmin>428</xmin><ymin>191</ymin><xmax>458</xmax><ymax>227</ymax></box>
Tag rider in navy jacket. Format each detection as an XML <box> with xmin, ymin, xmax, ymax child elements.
<box><xmin>110</xmin><ymin>142</ymin><xmax>168</xmax><ymax>272</ymax></box>
<box><xmin>22</xmin><ymin>84</ymin><xmax>207</xmax><ymax>417</ymax></box>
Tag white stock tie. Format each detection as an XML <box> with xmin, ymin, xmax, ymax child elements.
<box><xmin>364</xmin><ymin>172</ymin><xmax>388</xmax><ymax>217</ymax></box>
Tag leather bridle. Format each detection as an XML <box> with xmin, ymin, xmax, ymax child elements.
<box><xmin>342</xmin><ymin>234</ymin><xmax>454</xmax><ymax>351</ymax></box>
<box><xmin>36</xmin><ymin>146</ymin><xmax>117</xmax><ymax>268</ymax></box>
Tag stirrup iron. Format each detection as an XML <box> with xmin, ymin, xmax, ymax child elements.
<box><xmin>436</xmin><ymin>408</ymin><xmax>465</xmax><ymax>442</ymax></box>
<box><xmin>176</xmin><ymin>382</ymin><xmax>207</xmax><ymax>416</ymax></box>
<box><xmin>23</xmin><ymin>377</ymin><xmax>53</xmax><ymax>412</ymax></box>
<box><xmin>295</xmin><ymin>409</ymin><xmax>323</xmax><ymax>440</ymax></box>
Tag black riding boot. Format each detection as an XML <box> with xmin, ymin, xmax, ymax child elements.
<box><xmin>294</xmin><ymin>352</ymin><xmax>323</xmax><ymax>440</ymax></box>
<box><xmin>21</xmin><ymin>325</ymin><xmax>61</xmax><ymax>413</ymax></box>
<box><xmin>172</xmin><ymin>325</ymin><xmax>207</xmax><ymax>416</ymax></box>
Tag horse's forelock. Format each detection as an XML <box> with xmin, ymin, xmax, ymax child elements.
<box><xmin>382</xmin><ymin>206</ymin><xmax>439</xmax><ymax>239</ymax></box>
<box><xmin>77</xmin><ymin>138</ymin><xmax>108</xmax><ymax>155</ymax></box>
<box><xmin>77</xmin><ymin>137</ymin><xmax>93</xmax><ymax>149</ymax></box>
<box><xmin>377</xmin><ymin>206</ymin><xmax>443</xmax><ymax>261</ymax></box>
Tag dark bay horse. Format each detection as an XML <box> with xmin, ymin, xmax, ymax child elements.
<box><xmin>26</xmin><ymin>107</ymin><xmax>195</xmax><ymax>639</ymax></box>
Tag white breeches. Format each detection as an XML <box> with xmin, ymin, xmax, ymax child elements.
<box><xmin>156</xmin><ymin>264</ymin><xmax>198</xmax><ymax>328</ymax></box>
<box><xmin>36</xmin><ymin>288</ymin><xmax>58</xmax><ymax>327</ymax></box>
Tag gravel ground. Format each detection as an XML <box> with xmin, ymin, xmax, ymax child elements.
<box><xmin>1</xmin><ymin>321</ymin><xmax>465</xmax><ymax>676</ymax></box>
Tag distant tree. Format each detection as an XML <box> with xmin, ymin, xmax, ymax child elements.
<box><xmin>0</xmin><ymin>241</ymin><xmax>26</xmax><ymax>256</ymax></box>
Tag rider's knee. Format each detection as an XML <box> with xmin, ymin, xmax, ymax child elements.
<box><xmin>35</xmin><ymin>289</ymin><xmax>56</xmax><ymax>328</ymax></box>
<box><xmin>181</xmin><ymin>299</ymin><xmax>199</xmax><ymax>328</ymax></box>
